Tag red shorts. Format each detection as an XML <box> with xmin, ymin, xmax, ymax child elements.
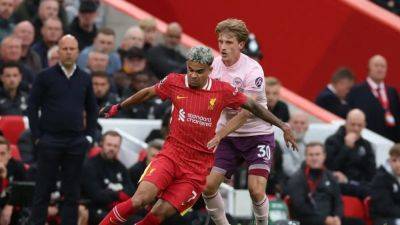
<box><xmin>139</xmin><ymin>152</ymin><xmax>212</xmax><ymax>213</ymax></box>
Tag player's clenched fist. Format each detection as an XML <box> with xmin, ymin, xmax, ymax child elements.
<box><xmin>100</xmin><ymin>104</ymin><xmax>121</xmax><ymax>118</ymax></box>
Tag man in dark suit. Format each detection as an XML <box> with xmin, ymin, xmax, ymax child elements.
<box><xmin>347</xmin><ymin>55</ymin><xmax>400</xmax><ymax>142</ymax></box>
<box><xmin>316</xmin><ymin>67</ymin><xmax>354</xmax><ymax>118</ymax></box>
<box><xmin>27</xmin><ymin>34</ymin><xmax>98</xmax><ymax>225</ymax></box>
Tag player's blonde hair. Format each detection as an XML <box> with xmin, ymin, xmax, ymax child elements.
<box><xmin>187</xmin><ymin>46</ymin><xmax>214</xmax><ymax>66</ymax></box>
<box><xmin>215</xmin><ymin>19</ymin><xmax>249</xmax><ymax>43</ymax></box>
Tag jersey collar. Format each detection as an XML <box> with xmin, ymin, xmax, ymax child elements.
<box><xmin>184</xmin><ymin>75</ymin><xmax>212</xmax><ymax>91</ymax></box>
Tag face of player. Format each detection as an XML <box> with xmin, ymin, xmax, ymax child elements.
<box><xmin>58</xmin><ymin>37</ymin><xmax>79</xmax><ymax>68</ymax></box>
<box><xmin>218</xmin><ymin>31</ymin><xmax>245</xmax><ymax>66</ymax></box>
<box><xmin>92</xmin><ymin>76</ymin><xmax>110</xmax><ymax>98</ymax></box>
<box><xmin>146</xmin><ymin>147</ymin><xmax>160</xmax><ymax>164</ymax></box>
<box><xmin>0</xmin><ymin>0</ymin><xmax>14</xmax><ymax>20</ymax></box>
<box><xmin>187</xmin><ymin>61</ymin><xmax>212</xmax><ymax>88</ymax></box>
<box><xmin>305</xmin><ymin>145</ymin><xmax>326</xmax><ymax>169</ymax></box>
<box><xmin>1</xmin><ymin>67</ymin><xmax>22</xmax><ymax>91</ymax></box>
<box><xmin>334</xmin><ymin>78</ymin><xmax>354</xmax><ymax>100</ymax></box>
<box><xmin>265</xmin><ymin>84</ymin><xmax>280</xmax><ymax>109</ymax></box>
<box><xmin>389</xmin><ymin>155</ymin><xmax>400</xmax><ymax>177</ymax></box>
<box><xmin>0</xmin><ymin>144</ymin><xmax>10</xmax><ymax>166</ymax></box>
<box><xmin>94</xmin><ymin>33</ymin><xmax>115</xmax><ymax>54</ymax></box>
<box><xmin>101</xmin><ymin>135</ymin><xmax>121</xmax><ymax>161</ymax></box>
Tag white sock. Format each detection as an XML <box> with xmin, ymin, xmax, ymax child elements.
<box><xmin>202</xmin><ymin>192</ymin><xmax>230</xmax><ymax>225</ymax></box>
<box><xmin>252</xmin><ymin>195</ymin><xmax>269</xmax><ymax>225</ymax></box>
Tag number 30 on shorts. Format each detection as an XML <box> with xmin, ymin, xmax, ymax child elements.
<box><xmin>257</xmin><ymin>145</ymin><xmax>271</xmax><ymax>160</ymax></box>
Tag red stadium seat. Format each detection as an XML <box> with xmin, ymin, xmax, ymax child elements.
<box><xmin>88</xmin><ymin>146</ymin><xmax>101</xmax><ymax>158</ymax></box>
<box><xmin>364</xmin><ymin>196</ymin><xmax>373</xmax><ymax>225</ymax></box>
<box><xmin>342</xmin><ymin>195</ymin><xmax>367</xmax><ymax>220</ymax></box>
<box><xmin>138</xmin><ymin>149</ymin><xmax>147</xmax><ymax>162</ymax></box>
<box><xmin>10</xmin><ymin>144</ymin><xmax>21</xmax><ymax>161</ymax></box>
<box><xmin>0</xmin><ymin>116</ymin><xmax>25</xmax><ymax>145</ymax></box>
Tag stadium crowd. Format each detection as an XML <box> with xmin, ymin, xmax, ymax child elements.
<box><xmin>0</xmin><ymin>0</ymin><xmax>399</xmax><ymax>225</ymax></box>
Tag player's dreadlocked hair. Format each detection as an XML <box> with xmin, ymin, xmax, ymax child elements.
<box><xmin>187</xmin><ymin>46</ymin><xmax>214</xmax><ymax>66</ymax></box>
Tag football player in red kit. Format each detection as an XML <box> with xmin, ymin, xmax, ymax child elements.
<box><xmin>99</xmin><ymin>46</ymin><xmax>296</xmax><ymax>225</ymax></box>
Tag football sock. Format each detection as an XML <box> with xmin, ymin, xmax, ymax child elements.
<box><xmin>252</xmin><ymin>195</ymin><xmax>269</xmax><ymax>225</ymax></box>
<box><xmin>135</xmin><ymin>212</ymin><xmax>161</xmax><ymax>225</ymax></box>
<box><xmin>99</xmin><ymin>199</ymin><xmax>136</xmax><ymax>225</ymax></box>
<box><xmin>203</xmin><ymin>192</ymin><xmax>230</xmax><ymax>225</ymax></box>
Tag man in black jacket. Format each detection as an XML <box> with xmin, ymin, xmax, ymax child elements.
<box><xmin>265</xmin><ymin>77</ymin><xmax>289</xmax><ymax>122</ymax></box>
<box><xmin>347</xmin><ymin>55</ymin><xmax>400</xmax><ymax>142</ymax></box>
<box><xmin>286</xmin><ymin>142</ymin><xmax>364</xmax><ymax>225</ymax></box>
<box><xmin>82</xmin><ymin>131</ymin><xmax>135</xmax><ymax>225</ymax></box>
<box><xmin>324</xmin><ymin>109</ymin><xmax>375</xmax><ymax>199</ymax></box>
<box><xmin>316</xmin><ymin>67</ymin><xmax>354</xmax><ymax>118</ymax></box>
<box><xmin>68</xmin><ymin>1</ymin><xmax>98</xmax><ymax>51</ymax></box>
<box><xmin>370</xmin><ymin>144</ymin><xmax>400</xmax><ymax>225</ymax></box>
<box><xmin>27</xmin><ymin>35</ymin><xmax>98</xmax><ymax>225</ymax></box>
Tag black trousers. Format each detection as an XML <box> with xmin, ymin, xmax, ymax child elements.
<box><xmin>30</xmin><ymin>133</ymin><xmax>88</xmax><ymax>225</ymax></box>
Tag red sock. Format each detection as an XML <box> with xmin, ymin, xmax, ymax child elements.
<box><xmin>99</xmin><ymin>199</ymin><xmax>136</xmax><ymax>225</ymax></box>
<box><xmin>135</xmin><ymin>212</ymin><xmax>161</xmax><ymax>225</ymax></box>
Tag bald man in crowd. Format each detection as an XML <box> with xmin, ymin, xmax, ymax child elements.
<box><xmin>119</xmin><ymin>26</ymin><xmax>145</xmax><ymax>52</ymax></box>
<box><xmin>28</xmin><ymin>35</ymin><xmax>98</xmax><ymax>225</ymax></box>
<box><xmin>347</xmin><ymin>55</ymin><xmax>400</xmax><ymax>142</ymax></box>
<box><xmin>325</xmin><ymin>109</ymin><xmax>376</xmax><ymax>199</ymax></box>
<box><xmin>0</xmin><ymin>35</ymin><xmax>34</xmax><ymax>90</ymax></box>
<box><xmin>147</xmin><ymin>22</ymin><xmax>187</xmax><ymax>79</ymax></box>
<box><xmin>13</xmin><ymin>21</ymin><xmax>42</xmax><ymax>74</ymax></box>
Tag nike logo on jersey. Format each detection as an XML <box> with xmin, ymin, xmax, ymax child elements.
<box><xmin>177</xmin><ymin>95</ymin><xmax>188</xmax><ymax>99</ymax></box>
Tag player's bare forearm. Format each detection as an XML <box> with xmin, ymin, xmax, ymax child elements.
<box><xmin>241</xmin><ymin>97</ymin><xmax>286</xmax><ymax>129</ymax></box>
<box><xmin>216</xmin><ymin>110</ymin><xmax>250</xmax><ymax>139</ymax></box>
<box><xmin>120</xmin><ymin>86</ymin><xmax>157</xmax><ymax>108</ymax></box>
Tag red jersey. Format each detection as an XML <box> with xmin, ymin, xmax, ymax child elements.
<box><xmin>154</xmin><ymin>73</ymin><xmax>247</xmax><ymax>164</ymax></box>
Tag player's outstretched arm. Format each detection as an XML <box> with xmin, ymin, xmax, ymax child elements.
<box><xmin>99</xmin><ymin>86</ymin><xmax>157</xmax><ymax>118</ymax></box>
<box><xmin>207</xmin><ymin>110</ymin><xmax>250</xmax><ymax>149</ymax></box>
<box><xmin>241</xmin><ymin>97</ymin><xmax>299</xmax><ymax>151</ymax></box>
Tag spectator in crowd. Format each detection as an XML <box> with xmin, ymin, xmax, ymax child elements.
<box><xmin>32</xmin><ymin>17</ymin><xmax>63</xmax><ymax>68</ymax></box>
<box><xmin>0</xmin><ymin>35</ymin><xmax>34</xmax><ymax>91</ymax></box>
<box><xmin>118</xmin><ymin>26</ymin><xmax>145</xmax><ymax>60</ymax></box>
<box><xmin>77</xmin><ymin>27</ymin><xmax>121</xmax><ymax>75</ymax></box>
<box><xmin>282</xmin><ymin>111</ymin><xmax>309</xmax><ymax>178</ymax></box>
<box><xmin>145</xmin><ymin>109</ymin><xmax>171</xmax><ymax>143</ymax></box>
<box><xmin>16</xmin><ymin>129</ymin><xmax>35</xmax><ymax>165</ymax></box>
<box><xmin>0</xmin><ymin>61</ymin><xmax>28</xmax><ymax>115</ymax></box>
<box><xmin>120</xmin><ymin>71</ymin><xmax>166</xmax><ymax>119</ymax></box>
<box><xmin>138</xmin><ymin>17</ymin><xmax>157</xmax><ymax>51</ymax></box>
<box><xmin>113</xmin><ymin>47</ymin><xmax>152</xmax><ymax>96</ymax></box>
<box><xmin>347</xmin><ymin>54</ymin><xmax>400</xmax><ymax>142</ymax></box>
<box><xmin>370</xmin><ymin>143</ymin><xmax>400</xmax><ymax>225</ymax></box>
<box><xmin>373</xmin><ymin>0</ymin><xmax>400</xmax><ymax>15</ymax></box>
<box><xmin>325</xmin><ymin>109</ymin><xmax>375</xmax><ymax>199</ymax></box>
<box><xmin>147</xmin><ymin>22</ymin><xmax>186</xmax><ymax>79</ymax></box>
<box><xmin>85</xmin><ymin>50</ymin><xmax>109</xmax><ymax>74</ymax></box>
<box><xmin>265</xmin><ymin>76</ymin><xmax>290</xmax><ymax>122</ymax></box>
<box><xmin>316</xmin><ymin>67</ymin><xmax>355</xmax><ymax>118</ymax></box>
<box><xmin>12</xmin><ymin>0</ymin><xmax>68</xmax><ymax>27</ymax></box>
<box><xmin>0</xmin><ymin>0</ymin><xmax>15</xmax><ymax>41</ymax></box>
<box><xmin>286</xmin><ymin>142</ymin><xmax>364</xmax><ymax>225</ymax></box>
<box><xmin>32</xmin><ymin>0</ymin><xmax>63</xmax><ymax>42</ymax></box>
<box><xmin>46</xmin><ymin>45</ymin><xmax>59</xmax><ymax>67</ymax></box>
<box><xmin>0</xmin><ymin>136</ymin><xmax>26</xmax><ymax>225</ymax></box>
<box><xmin>92</xmin><ymin>71</ymin><xmax>120</xmax><ymax>113</ymax></box>
<box><xmin>27</xmin><ymin>35</ymin><xmax>98</xmax><ymax>225</ymax></box>
<box><xmin>68</xmin><ymin>0</ymin><xmax>98</xmax><ymax>50</ymax></box>
<box><xmin>82</xmin><ymin>131</ymin><xmax>135</xmax><ymax>225</ymax></box>
<box><xmin>13</xmin><ymin>21</ymin><xmax>42</xmax><ymax>74</ymax></box>
<box><xmin>242</xmin><ymin>33</ymin><xmax>263</xmax><ymax>62</ymax></box>
<box><xmin>129</xmin><ymin>139</ymin><xmax>163</xmax><ymax>189</ymax></box>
